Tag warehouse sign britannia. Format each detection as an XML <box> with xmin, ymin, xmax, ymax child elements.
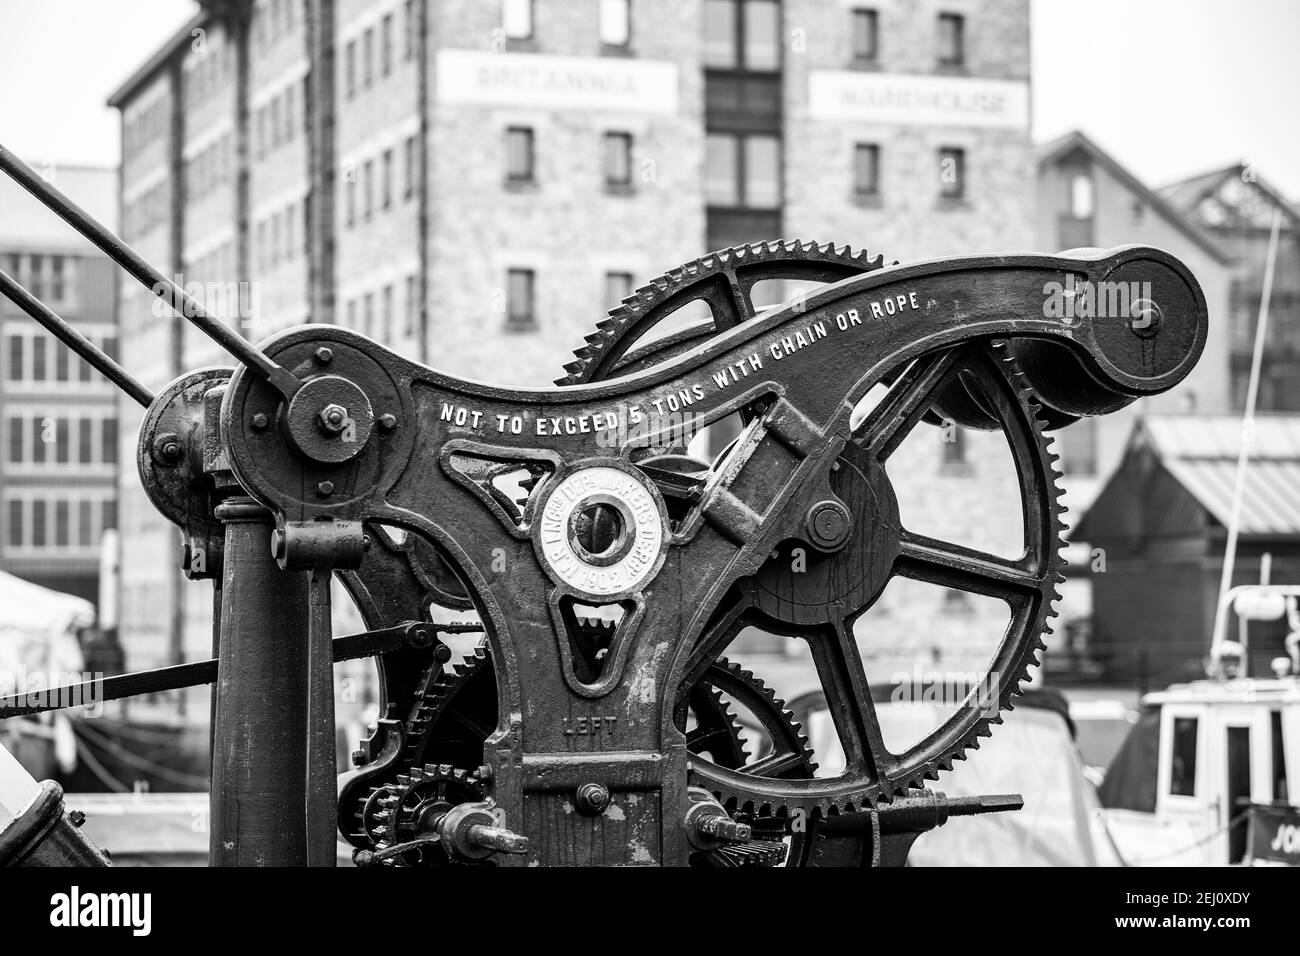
<box><xmin>437</xmin><ymin>50</ymin><xmax>679</xmax><ymax>113</ymax></box>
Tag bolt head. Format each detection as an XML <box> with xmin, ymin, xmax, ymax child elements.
<box><xmin>251</xmin><ymin>412</ymin><xmax>269</xmax><ymax>430</ymax></box>
<box><xmin>378</xmin><ymin>413</ymin><xmax>397</xmax><ymax>430</ymax></box>
<box><xmin>314</xmin><ymin>346</ymin><xmax>334</xmax><ymax>364</ymax></box>
<box><xmin>806</xmin><ymin>499</ymin><xmax>852</xmax><ymax>550</ymax></box>
<box><xmin>318</xmin><ymin>403</ymin><xmax>349</xmax><ymax>434</ymax></box>
<box><xmin>68</xmin><ymin>809</ymin><xmax>86</xmax><ymax>828</ymax></box>
<box><xmin>351</xmin><ymin>749</ymin><xmax>368</xmax><ymax>767</ymax></box>
<box><xmin>317</xmin><ymin>481</ymin><xmax>335</xmax><ymax>497</ymax></box>
<box><xmin>575</xmin><ymin>782</ymin><xmax>611</xmax><ymax>816</ymax></box>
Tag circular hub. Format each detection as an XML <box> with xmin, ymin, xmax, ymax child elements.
<box><xmin>752</xmin><ymin>444</ymin><xmax>900</xmax><ymax>627</ymax></box>
<box><xmin>286</xmin><ymin>374</ymin><xmax>375</xmax><ymax>464</ymax></box>
<box><xmin>535</xmin><ymin>465</ymin><xmax>666</xmax><ymax>598</ymax></box>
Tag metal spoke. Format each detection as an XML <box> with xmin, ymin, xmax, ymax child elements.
<box><xmin>805</xmin><ymin>615</ymin><xmax>891</xmax><ymax>779</ymax></box>
<box><xmin>896</xmin><ymin>531</ymin><xmax>1042</xmax><ymax>601</ymax></box>
<box><xmin>861</xmin><ymin>348</ymin><xmax>962</xmax><ymax>461</ymax></box>
<box><xmin>744</xmin><ymin>749</ymin><xmax>807</xmax><ymax>779</ymax></box>
<box><xmin>677</xmin><ymin>588</ymin><xmax>754</xmax><ymax>702</ymax></box>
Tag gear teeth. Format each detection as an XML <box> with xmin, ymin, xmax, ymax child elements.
<box><xmin>556</xmin><ymin>239</ymin><xmax>892</xmax><ymax>386</ymax></box>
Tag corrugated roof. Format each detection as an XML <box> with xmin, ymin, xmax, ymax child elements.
<box><xmin>1136</xmin><ymin>415</ymin><xmax>1300</xmax><ymax>535</ymax></box>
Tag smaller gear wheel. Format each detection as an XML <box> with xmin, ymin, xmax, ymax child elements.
<box><xmin>364</xmin><ymin>764</ymin><xmax>486</xmax><ymax>866</ymax></box>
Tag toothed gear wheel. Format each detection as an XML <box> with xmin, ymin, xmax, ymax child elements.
<box><xmin>367</xmin><ymin>765</ymin><xmax>487</xmax><ymax>867</ymax></box>
<box><xmin>558</xmin><ymin>239</ymin><xmax>891</xmax><ymax>386</ymax></box>
<box><xmin>341</xmin><ymin>641</ymin><xmax>495</xmax><ymax>847</ymax></box>
<box><xmin>686</xmin><ymin>339</ymin><xmax>1066</xmax><ymax>816</ymax></box>
<box><xmin>684</xmin><ymin>660</ymin><xmax>818</xmax><ymax>867</ymax></box>
<box><xmin>556</xmin><ymin>242</ymin><xmax>1065</xmax><ymax>818</ymax></box>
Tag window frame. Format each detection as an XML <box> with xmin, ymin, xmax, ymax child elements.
<box><xmin>506</xmin><ymin>268</ymin><xmax>537</xmax><ymax>331</ymax></box>
<box><xmin>851</xmin><ymin>8</ymin><xmax>879</xmax><ymax>64</ymax></box>
<box><xmin>505</xmin><ymin>126</ymin><xmax>536</xmax><ymax>185</ymax></box>
<box><xmin>603</xmin><ymin>131</ymin><xmax>634</xmax><ymax>191</ymax></box>
<box><xmin>937</xmin><ymin>12</ymin><xmax>965</xmax><ymax>67</ymax></box>
<box><xmin>938</xmin><ymin>146</ymin><xmax>966</xmax><ymax>202</ymax></box>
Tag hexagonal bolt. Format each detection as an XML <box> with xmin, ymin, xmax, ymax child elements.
<box><xmin>377</xmin><ymin>413</ymin><xmax>397</xmax><ymax>431</ymax></box>
<box><xmin>67</xmin><ymin>809</ymin><xmax>86</xmax><ymax>828</ymax></box>
<box><xmin>318</xmin><ymin>404</ymin><xmax>349</xmax><ymax>434</ymax></box>
<box><xmin>694</xmin><ymin>815</ymin><xmax>752</xmax><ymax>844</ymax></box>
<box><xmin>153</xmin><ymin>434</ymin><xmax>183</xmax><ymax>466</ymax></box>
<box><xmin>314</xmin><ymin>346</ymin><xmax>334</xmax><ymax>365</ymax></box>
<box><xmin>317</xmin><ymin>481</ymin><xmax>335</xmax><ymax>497</ymax></box>
<box><xmin>351</xmin><ymin>749</ymin><xmax>368</xmax><ymax>768</ymax></box>
<box><xmin>465</xmin><ymin>824</ymin><xmax>529</xmax><ymax>856</ymax></box>
<box><xmin>250</xmin><ymin>412</ymin><xmax>269</xmax><ymax>431</ymax></box>
<box><xmin>574</xmin><ymin>782</ymin><xmax>611</xmax><ymax>816</ymax></box>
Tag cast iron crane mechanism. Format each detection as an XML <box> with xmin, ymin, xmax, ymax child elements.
<box><xmin>0</xmin><ymin>144</ymin><xmax>1208</xmax><ymax>867</ymax></box>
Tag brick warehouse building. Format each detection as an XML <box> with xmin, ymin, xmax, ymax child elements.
<box><xmin>108</xmin><ymin>0</ymin><xmax>1035</xmax><ymax>700</ymax></box>
<box><xmin>0</xmin><ymin>165</ymin><xmax>120</xmax><ymax>606</ymax></box>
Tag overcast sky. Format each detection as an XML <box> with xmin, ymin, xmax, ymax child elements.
<box><xmin>0</xmin><ymin>0</ymin><xmax>1296</xmax><ymax>194</ymax></box>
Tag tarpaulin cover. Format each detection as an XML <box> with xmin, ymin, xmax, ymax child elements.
<box><xmin>1097</xmin><ymin>706</ymin><xmax>1161</xmax><ymax>812</ymax></box>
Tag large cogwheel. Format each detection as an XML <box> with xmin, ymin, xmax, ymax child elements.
<box><xmin>555</xmin><ymin>240</ymin><xmax>1066</xmax><ymax>817</ymax></box>
<box><xmin>685</xmin><ymin>341</ymin><xmax>1067</xmax><ymax>816</ymax></box>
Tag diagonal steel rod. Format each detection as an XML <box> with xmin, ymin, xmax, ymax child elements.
<box><xmin>0</xmin><ymin>143</ymin><xmax>301</xmax><ymax>402</ymax></box>
<box><xmin>0</xmin><ymin>268</ymin><xmax>154</xmax><ymax>407</ymax></box>
<box><xmin>0</xmin><ymin>621</ymin><xmax>466</xmax><ymax>718</ymax></box>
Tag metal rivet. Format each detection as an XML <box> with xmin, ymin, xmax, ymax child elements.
<box><xmin>251</xmin><ymin>412</ymin><xmax>269</xmax><ymax>430</ymax></box>
<box><xmin>317</xmin><ymin>481</ymin><xmax>335</xmax><ymax>497</ymax></box>
<box><xmin>378</xmin><ymin>413</ymin><xmax>397</xmax><ymax>430</ymax></box>
<box><xmin>314</xmin><ymin>346</ymin><xmax>334</xmax><ymax>364</ymax></box>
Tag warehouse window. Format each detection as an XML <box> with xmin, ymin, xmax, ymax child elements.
<box><xmin>600</xmin><ymin>0</ymin><xmax>631</xmax><ymax>47</ymax></box>
<box><xmin>78</xmin><ymin>501</ymin><xmax>93</xmax><ymax>547</ymax></box>
<box><xmin>502</xmin><ymin>0</ymin><xmax>533</xmax><ymax>39</ymax></box>
<box><xmin>381</xmin><ymin>14</ymin><xmax>393</xmax><ymax>77</ymax></box>
<box><xmin>77</xmin><ymin>418</ymin><xmax>92</xmax><ymax>464</ymax></box>
<box><xmin>404</xmin><ymin>0</ymin><xmax>415</xmax><ymax>59</ymax></box>
<box><xmin>505</xmin><ymin>127</ymin><xmax>535</xmax><ymax>183</ymax></box>
<box><xmin>852</xmin><ymin>9</ymin><xmax>878</xmax><ymax>63</ymax></box>
<box><xmin>363</xmin><ymin>159</ymin><xmax>374</xmax><ymax>221</ymax></box>
<box><xmin>7</xmin><ymin>417</ymin><xmax>22</xmax><ymax>463</ymax></box>
<box><xmin>31</xmin><ymin>335</ymin><xmax>47</xmax><ymax>381</ymax></box>
<box><xmin>102</xmin><ymin>500</ymin><xmax>117</xmax><ymax>532</ymax></box>
<box><xmin>363</xmin><ymin>293</ymin><xmax>374</xmax><ymax>337</ymax></box>
<box><xmin>382</xmin><ymin>285</ymin><xmax>394</xmax><ymax>342</ymax></box>
<box><xmin>405</xmin><ymin>275</ymin><xmax>418</xmax><ymax>336</ymax></box>
<box><xmin>605</xmin><ymin>271</ymin><xmax>634</xmax><ymax>308</ymax></box>
<box><xmin>8</xmin><ymin>334</ymin><xmax>23</xmax><ymax>381</ymax></box>
<box><xmin>937</xmin><ymin>12</ymin><xmax>965</xmax><ymax>66</ymax></box>
<box><xmin>854</xmin><ymin>143</ymin><xmax>880</xmax><ymax>197</ymax></box>
<box><xmin>939</xmin><ymin>147</ymin><xmax>965</xmax><ymax>200</ymax></box>
<box><xmin>346</xmin><ymin>176</ymin><xmax>356</xmax><ymax>227</ymax></box>
<box><xmin>32</xmin><ymin>499</ymin><xmax>47</xmax><ymax>547</ymax></box>
<box><xmin>7</xmin><ymin>500</ymin><xmax>22</xmax><ymax>547</ymax></box>
<box><xmin>604</xmin><ymin>132</ymin><xmax>633</xmax><ymax>189</ymax></box>
<box><xmin>706</xmin><ymin>132</ymin><xmax>780</xmax><ymax>208</ymax></box>
<box><xmin>706</xmin><ymin>133</ymin><xmax>739</xmax><ymax>205</ymax></box>
<box><xmin>382</xmin><ymin>149</ymin><xmax>393</xmax><ymax>210</ymax></box>
<box><xmin>363</xmin><ymin>27</ymin><xmax>374</xmax><ymax>88</ymax></box>
<box><xmin>506</xmin><ymin>269</ymin><xmax>536</xmax><ymax>331</ymax></box>
<box><xmin>404</xmin><ymin>134</ymin><xmax>417</xmax><ymax>199</ymax></box>
<box><xmin>705</xmin><ymin>0</ymin><xmax>780</xmax><ymax>71</ymax></box>
<box><xmin>346</xmin><ymin>40</ymin><xmax>356</xmax><ymax>98</ymax></box>
<box><xmin>102</xmin><ymin>419</ymin><xmax>116</xmax><ymax>464</ymax></box>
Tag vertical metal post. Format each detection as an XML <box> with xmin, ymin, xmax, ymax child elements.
<box><xmin>209</xmin><ymin>497</ymin><xmax>310</xmax><ymax>866</ymax></box>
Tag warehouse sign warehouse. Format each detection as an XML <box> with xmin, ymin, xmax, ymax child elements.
<box><xmin>437</xmin><ymin>50</ymin><xmax>679</xmax><ymax>113</ymax></box>
<box><xmin>808</xmin><ymin>72</ymin><xmax>1029</xmax><ymax>129</ymax></box>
